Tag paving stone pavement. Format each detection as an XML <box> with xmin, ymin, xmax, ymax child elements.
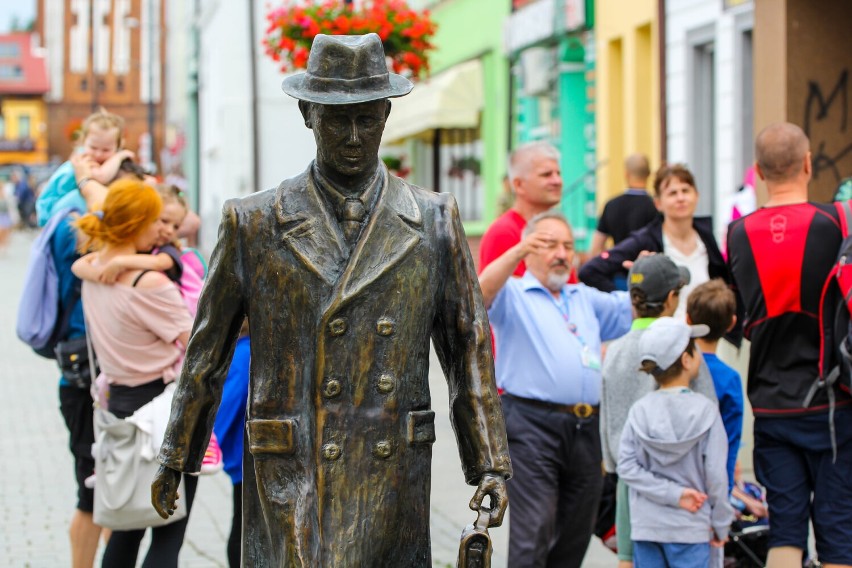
<box><xmin>0</xmin><ymin>229</ymin><xmax>613</xmax><ymax>567</ymax></box>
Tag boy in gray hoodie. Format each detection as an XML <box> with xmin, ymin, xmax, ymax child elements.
<box><xmin>600</xmin><ymin>254</ymin><xmax>718</xmax><ymax>566</ymax></box>
<box><xmin>618</xmin><ymin>317</ymin><xmax>733</xmax><ymax>567</ymax></box>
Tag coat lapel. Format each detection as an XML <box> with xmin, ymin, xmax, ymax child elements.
<box><xmin>275</xmin><ymin>168</ymin><xmax>348</xmax><ymax>286</ymax></box>
<box><xmin>334</xmin><ymin>169</ymin><xmax>422</xmax><ymax>308</ymax></box>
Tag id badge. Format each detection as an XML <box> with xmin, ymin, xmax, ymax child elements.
<box><xmin>581</xmin><ymin>347</ymin><xmax>601</xmax><ymax>371</ymax></box>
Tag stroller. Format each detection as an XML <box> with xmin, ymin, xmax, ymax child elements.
<box><xmin>724</xmin><ymin>479</ymin><xmax>770</xmax><ymax>567</ymax></box>
<box><xmin>725</xmin><ymin>519</ymin><xmax>769</xmax><ymax>567</ymax></box>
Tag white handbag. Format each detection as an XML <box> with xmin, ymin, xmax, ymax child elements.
<box><xmin>92</xmin><ymin>396</ymin><xmax>187</xmax><ymax>531</ymax></box>
<box><xmin>86</xmin><ymin>329</ymin><xmax>187</xmax><ymax>531</ymax></box>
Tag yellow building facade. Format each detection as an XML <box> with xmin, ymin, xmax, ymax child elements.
<box><xmin>0</xmin><ymin>98</ymin><xmax>49</xmax><ymax>164</ymax></box>
<box><xmin>594</xmin><ymin>0</ymin><xmax>660</xmax><ymax>205</ymax></box>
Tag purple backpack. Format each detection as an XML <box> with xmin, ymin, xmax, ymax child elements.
<box><xmin>16</xmin><ymin>207</ymin><xmax>79</xmax><ymax>358</ymax></box>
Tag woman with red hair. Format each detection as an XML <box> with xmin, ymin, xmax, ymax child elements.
<box><xmin>73</xmin><ymin>178</ymin><xmax>195</xmax><ymax>567</ymax></box>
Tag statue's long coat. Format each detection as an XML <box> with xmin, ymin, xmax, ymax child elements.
<box><xmin>158</xmin><ymin>165</ymin><xmax>512</xmax><ymax>567</ymax></box>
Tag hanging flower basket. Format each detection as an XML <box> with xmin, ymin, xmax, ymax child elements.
<box><xmin>263</xmin><ymin>0</ymin><xmax>438</xmax><ymax>78</ymax></box>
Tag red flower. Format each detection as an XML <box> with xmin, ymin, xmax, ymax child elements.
<box><xmin>332</xmin><ymin>15</ymin><xmax>351</xmax><ymax>34</ymax></box>
<box><xmin>292</xmin><ymin>46</ymin><xmax>309</xmax><ymax>68</ymax></box>
<box><xmin>263</xmin><ymin>0</ymin><xmax>436</xmax><ymax>77</ymax></box>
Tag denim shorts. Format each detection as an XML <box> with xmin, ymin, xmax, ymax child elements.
<box><xmin>633</xmin><ymin>540</ymin><xmax>709</xmax><ymax>568</ymax></box>
<box><xmin>753</xmin><ymin>410</ymin><xmax>852</xmax><ymax>564</ymax></box>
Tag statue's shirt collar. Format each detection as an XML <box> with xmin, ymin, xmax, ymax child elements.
<box><xmin>311</xmin><ymin>163</ymin><xmax>383</xmax><ymax>223</ymax></box>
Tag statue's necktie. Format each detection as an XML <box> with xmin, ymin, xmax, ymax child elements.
<box><xmin>342</xmin><ymin>197</ymin><xmax>366</xmax><ymax>245</ymax></box>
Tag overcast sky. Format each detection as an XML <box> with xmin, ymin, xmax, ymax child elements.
<box><xmin>0</xmin><ymin>1</ymin><xmax>36</xmax><ymax>34</ymax></box>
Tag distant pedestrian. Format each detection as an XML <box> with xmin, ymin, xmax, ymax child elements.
<box><xmin>588</xmin><ymin>154</ymin><xmax>659</xmax><ymax>263</ymax></box>
<box><xmin>479</xmin><ymin>141</ymin><xmax>563</xmax><ymax>276</ymax></box>
<box><xmin>619</xmin><ymin>317</ymin><xmax>733</xmax><ymax>568</ymax></box>
<box><xmin>13</xmin><ymin>169</ymin><xmax>36</xmax><ymax>228</ymax></box>
<box><xmin>0</xmin><ymin>189</ymin><xmax>11</xmax><ymax>252</ymax></box>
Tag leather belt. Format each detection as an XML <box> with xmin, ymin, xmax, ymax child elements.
<box><xmin>503</xmin><ymin>394</ymin><xmax>598</xmax><ymax>418</ymax></box>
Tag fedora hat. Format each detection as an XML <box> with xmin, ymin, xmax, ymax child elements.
<box><xmin>281</xmin><ymin>34</ymin><xmax>413</xmax><ymax>105</ymax></box>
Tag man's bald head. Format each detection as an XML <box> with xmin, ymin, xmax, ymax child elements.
<box><xmin>755</xmin><ymin>123</ymin><xmax>810</xmax><ymax>183</ymax></box>
<box><xmin>625</xmin><ymin>153</ymin><xmax>651</xmax><ymax>186</ymax></box>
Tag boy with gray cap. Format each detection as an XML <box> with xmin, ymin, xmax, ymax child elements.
<box><xmin>600</xmin><ymin>254</ymin><xmax>717</xmax><ymax>566</ymax></box>
<box><xmin>618</xmin><ymin>317</ymin><xmax>733</xmax><ymax>567</ymax></box>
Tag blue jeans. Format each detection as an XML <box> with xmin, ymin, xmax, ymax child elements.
<box><xmin>633</xmin><ymin>541</ymin><xmax>710</xmax><ymax>568</ymax></box>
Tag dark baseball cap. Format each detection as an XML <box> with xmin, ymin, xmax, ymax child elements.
<box><xmin>628</xmin><ymin>254</ymin><xmax>690</xmax><ymax>305</ymax></box>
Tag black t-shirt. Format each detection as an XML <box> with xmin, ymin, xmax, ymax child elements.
<box><xmin>727</xmin><ymin>202</ymin><xmax>852</xmax><ymax>416</ymax></box>
<box><xmin>597</xmin><ymin>189</ymin><xmax>659</xmax><ymax>244</ymax></box>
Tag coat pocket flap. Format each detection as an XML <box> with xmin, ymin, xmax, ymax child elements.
<box><xmin>247</xmin><ymin>419</ymin><xmax>296</xmax><ymax>455</ymax></box>
<box><xmin>407</xmin><ymin>410</ymin><xmax>436</xmax><ymax>444</ymax></box>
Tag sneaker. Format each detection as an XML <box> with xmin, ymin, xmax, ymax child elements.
<box><xmin>199</xmin><ymin>432</ymin><xmax>223</xmax><ymax>475</ymax></box>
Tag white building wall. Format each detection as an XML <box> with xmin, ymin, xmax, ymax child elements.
<box><xmin>164</xmin><ymin>0</ymin><xmax>188</xmax><ymax>130</ymax></box>
<box><xmin>665</xmin><ymin>0</ymin><xmax>754</xmax><ymax>241</ymax></box>
<box><xmin>196</xmin><ymin>0</ymin><xmax>315</xmax><ymax>252</ymax></box>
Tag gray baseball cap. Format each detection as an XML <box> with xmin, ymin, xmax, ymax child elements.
<box><xmin>639</xmin><ymin>317</ymin><xmax>709</xmax><ymax>371</ymax></box>
<box><xmin>628</xmin><ymin>254</ymin><xmax>690</xmax><ymax>305</ymax></box>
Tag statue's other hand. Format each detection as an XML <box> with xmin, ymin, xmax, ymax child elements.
<box><xmin>468</xmin><ymin>473</ymin><xmax>508</xmax><ymax>527</ymax></box>
<box><xmin>151</xmin><ymin>464</ymin><xmax>182</xmax><ymax>519</ymax></box>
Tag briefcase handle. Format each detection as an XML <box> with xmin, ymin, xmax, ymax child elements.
<box><xmin>457</xmin><ymin>506</ymin><xmax>493</xmax><ymax>568</ymax></box>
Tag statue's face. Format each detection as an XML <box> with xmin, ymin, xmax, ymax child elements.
<box><xmin>308</xmin><ymin>100</ymin><xmax>390</xmax><ymax>179</ymax></box>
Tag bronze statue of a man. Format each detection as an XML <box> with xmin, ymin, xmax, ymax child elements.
<box><xmin>152</xmin><ymin>34</ymin><xmax>512</xmax><ymax>567</ymax></box>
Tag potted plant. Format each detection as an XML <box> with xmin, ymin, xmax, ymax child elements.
<box><xmin>263</xmin><ymin>0</ymin><xmax>437</xmax><ymax>78</ymax></box>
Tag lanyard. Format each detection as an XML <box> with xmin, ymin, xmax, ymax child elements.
<box><xmin>550</xmin><ymin>288</ymin><xmax>600</xmax><ymax>374</ymax></box>
<box><xmin>552</xmin><ymin>290</ymin><xmax>588</xmax><ymax>349</ymax></box>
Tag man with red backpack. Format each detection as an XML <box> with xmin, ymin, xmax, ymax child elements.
<box><xmin>727</xmin><ymin>122</ymin><xmax>852</xmax><ymax>568</ymax></box>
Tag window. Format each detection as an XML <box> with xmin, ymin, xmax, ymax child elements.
<box><xmin>18</xmin><ymin>115</ymin><xmax>31</xmax><ymax>139</ymax></box>
<box><xmin>0</xmin><ymin>42</ymin><xmax>20</xmax><ymax>58</ymax></box>
<box><xmin>438</xmin><ymin>128</ymin><xmax>484</xmax><ymax>222</ymax></box>
<box><xmin>690</xmin><ymin>37</ymin><xmax>716</xmax><ymax>216</ymax></box>
<box><xmin>409</xmin><ymin>128</ymin><xmax>485</xmax><ymax>222</ymax></box>
<box><xmin>739</xmin><ymin>28</ymin><xmax>754</xmax><ymax>178</ymax></box>
<box><xmin>0</xmin><ymin>64</ymin><xmax>23</xmax><ymax>79</ymax></box>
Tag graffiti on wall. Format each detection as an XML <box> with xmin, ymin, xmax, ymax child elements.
<box><xmin>802</xmin><ymin>69</ymin><xmax>850</xmax><ymax>188</ymax></box>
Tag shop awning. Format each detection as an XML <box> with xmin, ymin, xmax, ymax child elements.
<box><xmin>381</xmin><ymin>58</ymin><xmax>483</xmax><ymax>145</ymax></box>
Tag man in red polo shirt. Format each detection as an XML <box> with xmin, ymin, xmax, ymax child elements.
<box><xmin>479</xmin><ymin>141</ymin><xmax>563</xmax><ymax>275</ymax></box>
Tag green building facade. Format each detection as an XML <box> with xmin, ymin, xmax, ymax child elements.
<box><xmin>507</xmin><ymin>0</ymin><xmax>597</xmax><ymax>251</ymax></box>
<box><xmin>381</xmin><ymin>0</ymin><xmax>511</xmax><ymax>236</ymax></box>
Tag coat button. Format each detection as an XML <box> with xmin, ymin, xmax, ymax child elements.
<box><xmin>323</xmin><ymin>379</ymin><xmax>342</xmax><ymax>399</ymax></box>
<box><xmin>373</xmin><ymin>441</ymin><xmax>393</xmax><ymax>459</ymax></box>
<box><xmin>376</xmin><ymin>374</ymin><xmax>395</xmax><ymax>394</ymax></box>
<box><xmin>376</xmin><ymin>318</ymin><xmax>395</xmax><ymax>336</ymax></box>
<box><xmin>328</xmin><ymin>318</ymin><xmax>347</xmax><ymax>336</ymax></box>
<box><xmin>322</xmin><ymin>443</ymin><xmax>341</xmax><ymax>461</ymax></box>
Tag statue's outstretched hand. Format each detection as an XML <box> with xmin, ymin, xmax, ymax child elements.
<box><xmin>151</xmin><ymin>464</ymin><xmax>183</xmax><ymax>519</ymax></box>
<box><xmin>468</xmin><ymin>473</ymin><xmax>508</xmax><ymax>527</ymax></box>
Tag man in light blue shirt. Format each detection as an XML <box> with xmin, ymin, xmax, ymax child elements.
<box><xmin>479</xmin><ymin>210</ymin><xmax>631</xmax><ymax>568</ymax></box>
